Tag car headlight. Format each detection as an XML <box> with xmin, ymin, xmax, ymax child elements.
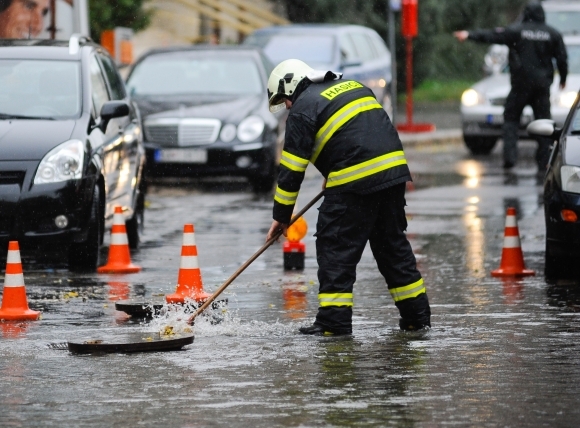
<box><xmin>561</xmin><ymin>165</ymin><xmax>580</xmax><ymax>194</ymax></box>
<box><xmin>555</xmin><ymin>91</ymin><xmax>577</xmax><ymax>109</ymax></box>
<box><xmin>220</xmin><ymin>123</ymin><xmax>237</xmax><ymax>143</ymax></box>
<box><xmin>461</xmin><ymin>89</ymin><xmax>483</xmax><ymax>107</ymax></box>
<box><xmin>34</xmin><ymin>139</ymin><xmax>85</xmax><ymax>184</ymax></box>
<box><xmin>237</xmin><ymin>116</ymin><xmax>264</xmax><ymax>143</ymax></box>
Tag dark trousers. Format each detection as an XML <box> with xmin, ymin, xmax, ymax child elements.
<box><xmin>314</xmin><ymin>183</ymin><xmax>431</xmax><ymax>334</ymax></box>
<box><xmin>503</xmin><ymin>83</ymin><xmax>552</xmax><ymax>169</ymax></box>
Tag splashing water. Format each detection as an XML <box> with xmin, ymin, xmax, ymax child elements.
<box><xmin>145</xmin><ymin>300</ymin><xmax>300</xmax><ymax>337</ymax></box>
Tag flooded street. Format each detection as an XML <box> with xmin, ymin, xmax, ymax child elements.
<box><xmin>2</xmin><ymin>140</ymin><xmax>580</xmax><ymax>427</ymax></box>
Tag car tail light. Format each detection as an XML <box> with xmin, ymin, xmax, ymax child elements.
<box><xmin>561</xmin><ymin>209</ymin><xmax>578</xmax><ymax>223</ymax></box>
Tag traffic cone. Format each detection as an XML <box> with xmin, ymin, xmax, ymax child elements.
<box><xmin>0</xmin><ymin>241</ymin><xmax>41</xmax><ymax>321</ymax></box>
<box><xmin>284</xmin><ymin>215</ymin><xmax>307</xmax><ymax>270</ymax></box>
<box><xmin>98</xmin><ymin>206</ymin><xmax>141</xmax><ymax>274</ymax></box>
<box><xmin>491</xmin><ymin>207</ymin><xmax>535</xmax><ymax>277</ymax></box>
<box><xmin>166</xmin><ymin>224</ymin><xmax>211</xmax><ymax>304</ymax></box>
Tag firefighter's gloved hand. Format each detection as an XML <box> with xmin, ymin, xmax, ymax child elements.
<box><xmin>266</xmin><ymin>220</ymin><xmax>288</xmax><ymax>242</ymax></box>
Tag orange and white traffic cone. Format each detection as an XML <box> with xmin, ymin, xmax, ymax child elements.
<box><xmin>0</xmin><ymin>241</ymin><xmax>41</xmax><ymax>321</ymax></box>
<box><xmin>491</xmin><ymin>207</ymin><xmax>535</xmax><ymax>277</ymax></box>
<box><xmin>166</xmin><ymin>224</ymin><xmax>211</xmax><ymax>304</ymax></box>
<box><xmin>97</xmin><ymin>206</ymin><xmax>141</xmax><ymax>274</ymax></box>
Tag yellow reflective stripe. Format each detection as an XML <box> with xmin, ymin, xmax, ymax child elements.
<box><xmin>320</xmin><ymin>80</ymin><xmax>363</xmax><ymax>100</ymax></box>
<box><xmin>311</xmin><ymin>96</ymin><xmax>382</xmax><ymax>163</ymax></box>
<box><xmin>326</xmin><ymin>150</ymin><xmax>407</xmax><ymax>188</ymax></box>
<box><xmin>319</xmin><ymin>292</ymin><xmax>354</xmax><ymax>307</ymax></box>
<box><xmin>280</xmin><ymin>150</ymin><xmax>309</xmax><ymax>172</ymax></box>
<box><xmin>389</xmin><ymin>278</ymin><xmax>425</xmax><ymax>302</ymax></box>
<box><xmin>273</xmin><ymin>186</ymin><xmax>298</xmax><ymax>205</ymax></box>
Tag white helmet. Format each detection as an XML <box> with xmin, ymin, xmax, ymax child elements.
<box><xmin>267</xmin><ymin>59</ymin><xmax>313</xmax><ymax>113</ymax></box>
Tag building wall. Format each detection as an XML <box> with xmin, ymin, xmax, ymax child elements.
<box><xmin>132</xmin><ymin>0</ymin><xmax>283</xmax><ymax>61</ymax></box>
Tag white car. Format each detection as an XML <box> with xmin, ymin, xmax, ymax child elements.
<box><xmin>460</xmin><ymin>36</ymin><xmax>579</xmax><ymax>155</ymax></box>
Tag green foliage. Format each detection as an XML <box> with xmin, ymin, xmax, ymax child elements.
<box><xmin>281</xmin><ymin>0</ymin><xmax>528</xmax><ymax>89</ymax></box>
<box><xmin>89</xmin><ymin>0</ymin><xmax>151</xmax><ymax>42</ymax></box>
<box><xmin>399</xmin><ymin>79</ymin><xmax>474</xmax><ymax>103</ymax></box>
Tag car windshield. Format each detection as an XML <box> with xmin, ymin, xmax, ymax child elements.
<box><xmin>567</xmin><ymin>44</ymin><xmax>580</xmax><ymax>74</ymax></box>
<box><xmin>0</xmin><ymin>60</ymin><xmax>81</xmax><ymax>119</ymax></box>
<box><xmin>126</xmin><ymin>54</ymin><xmax>264</xmax><ymax>96</ymax></box>
<box><xmin>546</xmin><ymin>11</ymin><xmax>580</xmax><ymax>35</ymax></box>
<box><xmin>250</xmin><ymin>34</ymin><xmax>335</xmax><ymax>68</ymax></box>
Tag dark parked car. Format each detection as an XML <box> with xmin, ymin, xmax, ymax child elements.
<box><xmin>0</xmin><ymin>37</ymin><xmax>146</xmax><ymax>270</ymax></box>
<box><xmin>125</xmin><ymin>46</ymin><xmax>282</xmax><ymax>192</ymax></box>
<box><xmin>528</xmin><ymin>99</ymin><xmax>580</xmax><ymax>278</ymax></box>
<box><xmin>243</xmin><ymin>24</ymin><xmax>393</xmax><ymax>114</ymax></box>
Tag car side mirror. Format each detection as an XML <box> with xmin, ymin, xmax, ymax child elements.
<box><xmin>97</xmin><ymin>100</ymin><xmax>130</xmax><ymax>132</ymax></box>
<box><xmin>527</xmin><ymin>119</ymin><xmax>561</xmax><ymax>139</ymax></box>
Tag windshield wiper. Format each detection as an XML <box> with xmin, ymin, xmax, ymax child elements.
<box><xmin>0</xmin><ymin>113</ymin><xmax>55</xmax><ymax>120</ymax></box>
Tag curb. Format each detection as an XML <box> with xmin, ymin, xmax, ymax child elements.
<box><xmin>399</xmin><ymin>129</ymin><xmax>463</xmax><ymax>148</ymax></box>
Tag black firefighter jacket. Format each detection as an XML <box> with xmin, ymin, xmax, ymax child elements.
<box><xmin>273</xmin><ymin>77</ymin><xmax>411</xmax><ymax>224</ymax></box>
<box><xmin>467</xmin><ymin>3</ymin><xmax>567</xmax><ymax>88</ymax></box>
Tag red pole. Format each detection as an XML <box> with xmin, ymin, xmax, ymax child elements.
<box><xmin>405</xmin><ymin>35</ymin><xmax>413</xmax><ymax>125</ymax></box>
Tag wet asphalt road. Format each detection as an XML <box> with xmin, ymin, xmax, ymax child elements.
<box><xmin>2</xmin><ymin>139</ymin><xmax>580</xmax><ymax>427</ymax></box>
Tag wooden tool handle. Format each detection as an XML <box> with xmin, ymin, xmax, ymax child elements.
<box><xmin>187</xmin><ymin>190</ymin><xmax>324</xmax><ymax>325</ymax></box>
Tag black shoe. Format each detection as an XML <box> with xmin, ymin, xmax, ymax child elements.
<box><xmin>299</xmin><ymin>324</ymin><xmax>349</xmax><ymax>336</ymax></box>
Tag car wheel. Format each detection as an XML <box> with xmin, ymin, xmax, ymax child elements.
<box><xmin>69</xmin><ymin>186</ymin><xmax>102</xmax><ymax>271</ymax></box>
<box><xmin>126</xmin><ymin>189</ymin><xmax>144</xmax><ymax>249</ymax></box>
<box><xmin>249</xmin><ymin>157</ymin><xmax>277</xmax><ymax>193</ymax></box>
<box><xmin>464</xmin><ymin>136</ymin><xmax>497</xmax><ymax>155</ymax></box>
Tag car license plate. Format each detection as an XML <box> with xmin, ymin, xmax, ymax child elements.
<box><xmin>486</xmin><ymin>114</ymin><xmax>503</xmax><ymax>125</ymax></box>
<box><xmin>154</xmin><ymin>149</ymin><xmax>207</xmax><ymax>164</ymax></box>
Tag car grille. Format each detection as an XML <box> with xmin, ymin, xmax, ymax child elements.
<box><xmin>146</xmin><ymin>125</ymin><xmax>178</xmax><ymax>146</ymax></box>
<box><xmin>489</xmin><ymin>97</ymin><xmax>506</xmax><ymax>106</ymax></box>
<box><xmin>145</xmin><ymin>118</ymin><xmax>221</xmax><ymax>147</ymax></box>
<box><xmin>0</xmin><ymin>171</ymin><xmax>25</xmax><ymax>186</ymax></box>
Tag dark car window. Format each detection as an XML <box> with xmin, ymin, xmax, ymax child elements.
<box><xmin>568</xmin><ymin>44</ymin><xmax>580</xmax><ymax>74</ymax></box>
<box><xmin>127</xmin><ymin>54</ymin><xmax>263</xmax><ymax>96</ymax></box>
<box><xmin>572</xmin><ymin>108</ymin><xmax>580</xmax><ymax>133</ymax></box>
<box><xmin>351</xmin><ymin>33</ymin><xmax>376</xmax><ymax>61</ymax></box>
<box><xmin>98</xmin><ymin>53</ymin><xmax>127</xmax><ymax>100</ymax></box>
<box><xmin>370</xmin><ymin>34</ymin><xmax>389</xmax><ymax>58</ymax></box>
<box><xmin>260</xmin><ymin>52</ymin><xmax>274</xmax><ymax>78</ymax></box>
<box><xmin>339</xmin><ymin>34</ymin><xmax>359</xmax><ymax>62</ymax></box>
<box><xmin>0</xmin><ymin>59</ymin><xmax>81</xmax><ymax>118</ymax></box>
<box><xmin>258</xmin><ymin>34</ymin><xmax>336</xmax><ymax>67</ymax></box>
<box><xmin>90</xmin><ymin>56</ymin><xmax>110</xmax><ymax>115</ymax></box>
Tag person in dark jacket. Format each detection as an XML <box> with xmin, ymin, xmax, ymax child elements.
<box><xmin>454</xmin><ymin>1</ymin><xmax>568</xmax><ymax>172</ymax></box>
<box><xmin>265</xmin><ymin>59</ymin><xmax>431</xmax><ymax>335</ymax></box>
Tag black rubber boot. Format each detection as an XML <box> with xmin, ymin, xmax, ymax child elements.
<box><xmin>299</xmin><ymin>324</ymin><xmax>350</xmax><ymax>336</ymax></box>
<box><xmin>399</xmin><ymin>319</ymin><xmax>431</xmax><ymax>332</ymax></box>
<box><xmin>396</xmin><ymin>293</ymin><xmax>431</xmax><ymax>331</ymax></box>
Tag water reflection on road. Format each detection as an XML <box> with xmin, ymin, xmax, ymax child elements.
<box><xmin>2</xmin><ymin>141</ymin><xmax>580</xmax><ymax>426</ymax></box>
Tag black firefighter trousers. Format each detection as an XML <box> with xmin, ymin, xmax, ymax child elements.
<box><xmin>314</xmin><ymin>183</ymin><xmax>431</xmax><ymax>334</ymax></box>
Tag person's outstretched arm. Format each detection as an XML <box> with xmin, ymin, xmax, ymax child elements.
<box><xmin>454</xmin><ymin>27</ymin><xmax>518</xmax><ymax>45</ymax></box>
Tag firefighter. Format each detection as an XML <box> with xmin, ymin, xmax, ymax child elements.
<box><xmin>265</xmin><ymin>59</ymin><xmax>431</xmax><ymax>335</ymax></box>
<box><xmin>454</xmin><ymin>1</ymin><xmax>568</xmax><ymax>173</ymax></box>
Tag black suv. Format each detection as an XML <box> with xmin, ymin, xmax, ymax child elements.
<box><xmin>0</xmin><ymin>37</ymin><xmax>146</xmax><ymax>270</ymax></box>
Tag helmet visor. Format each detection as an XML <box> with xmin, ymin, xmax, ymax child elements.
<box><xmin>268</xmin><ymin>93</ymin><xmax>287</xmax><ymax>113</ymax></box>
